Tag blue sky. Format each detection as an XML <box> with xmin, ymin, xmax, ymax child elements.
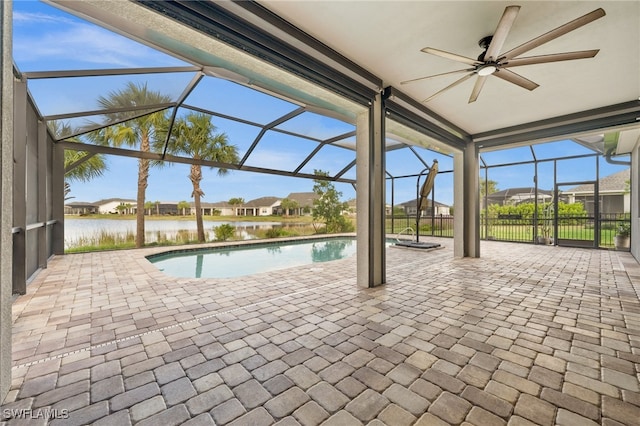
<box><xmin>13</xmin><ymin>1</ymin><xmax>629</xmax><ymax>207</ymax></box>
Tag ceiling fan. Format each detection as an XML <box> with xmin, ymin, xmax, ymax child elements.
<box><xmin>402</xmin><ymin>6</ymin><xmax>605</xmax><ymax>103</ymax></box>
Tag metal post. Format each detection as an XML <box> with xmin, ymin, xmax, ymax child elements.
<box><xmin>484</xmin><ymin>163</ymin><xmax>489</xmax><ymax>240</ymax></box>
<box><xmin>52</xmin><ymin>141</ymin><xmax>65</xmax><ymax>255</ymax></box>
<box><xmin>553</xmin><ymin>160</ymin><xmax>558</xmax><ymax>246</ymax></box>
<box><xmin>37</xmin><ymin>120</ymin><xmax>48</xmax><ymax>268</ymax></box>
<box><xmin>532</xmin><ymin>146</ymin><xmax>538</xmax><ymax>243</ymax></box>
<box><xmin>12</xmin><ymin>79</ymin><xmax>26</xmax><ymax>295</ymax></box>
<box><xmin>595</xmin><ymin>155</ymin><xmax>600</xmax><ymax>247</ymax></box>
<box><xmin>390</xmin><ymin>176</ymin><xmax>395</xmax><ymax>234</ymax></box>
<box><xmin>415</xmin><ymin>167</ymin><xmax>428</xmax><ymax>243</ymax></box>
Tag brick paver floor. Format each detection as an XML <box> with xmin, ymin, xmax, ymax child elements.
<box><xmin>2</xmin><ymin>237</ymin><xmax>640</xmax><ymax>425</ymax></box>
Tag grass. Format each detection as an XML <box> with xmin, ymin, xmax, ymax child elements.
<box><xmin>482</xmin><ymin>225</ymin><xmax>618</xmax><ymax>247</ymax></box>
<box><xmin>386</xmin><ymin>218</ymin><xmax>620</xmax><ymax>247</ymax></box>
<box><xmin>65</xmin><ymin>229</ymin><xmax>137</xmax><ymax>253</ymax></box>
<box><xmin>64</xmin><ymin>218</ymin><xmax>321</xmax><ymax>253</ymax></box>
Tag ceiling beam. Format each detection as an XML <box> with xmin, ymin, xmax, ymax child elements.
<box><xmin>473</xmin><ymin>100</ymin><xmax>640</xmax><ymax>149</ymax></box>
<box><xmin>21</xmin><ymin>66</ymin><xmax>200</xmax><ymax>79</ymax></box>
<box><xmin>57</xmin><ymin>140</ymin><xmax>356</xmax><ymax>184</ymax></box>
<box><xmin>384</xmin><ymin>87</ymin><xmax>470</xmax><ymax>150</ymax></box>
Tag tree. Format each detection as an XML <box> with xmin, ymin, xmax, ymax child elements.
<box><xmin>480</xmin><ymin>178</ymin><xmax>499</xmax><ymax>197</ymax></box>
<box><xmin>144</xmin><ymin>201</ymin><xmax>154</xmax><ymax>216</ymax></box>
<box><xmin>312</xmin><ymin>170</ymin><xmax>352</xmax><ymax>233</ymax></box>
<box><xmin>214</xmin><ymin>224</ymin><xmax>235</xmax><ymax>241</ymax></box>
<box><xmin>169</xmin><ymin>113</ymin><xmax>239</xmax><ymax>242</ymax></box>
<box><xmin>228</xmin><ymin>197</ymin><xmax>244</xmax><ymax>216</ymax></box>
<box><xmin>53</xmin><ymin>121</ymin><xmax>108</xmax><ymax>201</ymax></box>
<box><xmin>392</xmin><ymin>206</ymin><xmax>406</xmax><ymax>216</ymax></box>
<box><xmin>88</xmin><ymin>82</ymin><xmax>171</xmax><ymax>248</ymax></box>
<box><xmin>177</xmin><ymin>201</ymin><xmax>191</xmax><ymax>216</ymax></box>
<box><xmin>280</xmin><ymin>198</ymin><xmax>299</xmax><ymax>217</ymax></box>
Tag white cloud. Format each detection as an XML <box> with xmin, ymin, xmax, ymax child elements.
<box><xmin>14</xmin><ymin>12</ymin><xmax>178</xmax><ymax>68</ymax></box>
<box><xmin>13</xmin><ymin>11</ymin><xmax>76</xmax><ymax>25</ymax></box>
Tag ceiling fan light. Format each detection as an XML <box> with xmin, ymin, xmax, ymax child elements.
<box><xmin>478</xmin><ymin>65</ymin><xmax>497</xmax><ymax>76</ymax></box>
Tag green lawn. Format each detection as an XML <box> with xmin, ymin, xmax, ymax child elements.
<box><xmin>387</xmin><ymin>219</ymin><xmax>619</xmax><ymax>247</ymax></box>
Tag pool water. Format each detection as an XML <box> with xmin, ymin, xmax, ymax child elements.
<box><xmin>147</xmin><ymin>237</ymin><xmax>357</xmax><ymax>278</ymax></box>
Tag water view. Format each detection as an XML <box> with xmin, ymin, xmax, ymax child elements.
<box><xmin>64</xmin><ymin>218</ymin><xmax>306</xmax><ymax>249</ymax></box>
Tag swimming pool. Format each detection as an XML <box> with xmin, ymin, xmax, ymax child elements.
<box><xmin>147</xmin><ymin>237</ymin><xmax>358</xmax><ymax>278</ymax></box>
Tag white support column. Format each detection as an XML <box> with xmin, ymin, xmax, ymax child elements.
<box><xmin>454</xmin><ymin>141</ymin><xmax>480</xmax><ymax>258</ymax></box>
<box><xmin>356</xmin><ymin>93</ymin><xmax>386</xmax><ymax>287</ymax></box>
<box><xmin>0</xmin><ymin>0</ymin><xmax>13</xmax><ymax>402</ymax></box>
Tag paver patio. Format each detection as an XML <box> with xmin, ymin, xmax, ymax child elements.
<box><xmin>1</xmin><ymin>237</ymin><xmax>640</xmax><ymax>425</ymax></box>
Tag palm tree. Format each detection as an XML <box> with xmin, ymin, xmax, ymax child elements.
<box><xmin>229</xmin><ymin>197</ymin><xmax>244</xmax><ymax>216</ymax></box>
<box><xmin>64</xmin><ymin>149</ymin><xmax>108</xmax><ymax>184</ymax></box>
<box><xmin>228</xmin><ymin>197</ymin><xmax>244</xmax><ymax>216</ymax></box>
<box><xmin>170</xmin><ymin>113</ymin><xmax>239</xmax><ymax>242</ymax></box>
<box><xmin>177</xmin><ymin>201</ymin><xmax>191</xmax><ymax>216</ymax></box>
<box><xmin>89</xmin><ymin>82</ymin><xmax>171</xmax><ymax>247</ymax></box>
<box><xmin>280</xmin><ymin>198</ymin><xmax>299</xmax><ymax>217</ymax></box>
<box><xmin>52</xmin><ymin>121</ymin><xmax>108</xmax><ymax>200</ymax></box>
<box><xmin>144</xmin><ymin>201</ymin><xmax>154</xmax><ymax>216</ymax></box>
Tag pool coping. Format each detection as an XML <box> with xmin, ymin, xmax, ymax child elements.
<box><xmin>144</xmin><ymin>233</ymin><xmax>358</xmax><ymax>261</ymax></box>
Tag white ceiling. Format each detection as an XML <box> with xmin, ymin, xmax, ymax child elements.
<box><xmin>260</xmin><ymin>1</ymin><xmax>640</xmax><ymax>136</ymax></box>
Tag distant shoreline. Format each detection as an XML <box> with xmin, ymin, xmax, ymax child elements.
<box><xmin>64</xmin><ymin>214</ymin><xmax>314</xmax><ymax>224</ymax></box>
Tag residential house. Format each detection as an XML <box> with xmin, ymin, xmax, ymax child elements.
<box><xmin>154</xmin><ymin>202</ymin><xmax>180</xmax><ymax>215</ymax></box>
<box><xmin>190</xmin><ymin>201</ymin><xmax>235</xmax><ymax>216</ymax></box>
<box><xmin>484</xmin><ymin>188</ymin><xmax>554</xmax><ymax>208</ymax></box>
<box><xmin>563</xmin><ymin>168</ymin><xmax>630</xmax><ymax>215</ymax></box>
<box><xmin>211</xmin><ymin>201</ymin><xmax>236</xmax><ymax>216</ymax></box>
<box><xmin>345</xmin><ymin>198</ymin><xmax>357</xmax><ymax>216</ymax></box>
<box><xmin>64</xmin><ymin>202</ymin><xmax>98</xmax><ymax>215</ymax></box>
<box><xmin>396</xmin><ymin>199</ymin><xmax>450</xmax><ymax>216</ymax></box>
<box><xmin>94</xmin><ymin>198</ymin><xmax>137</xmax><ymax>214</ymax></box>
<box><xmin>279</xmin><ymin>192</ymin><xmax>319</xmax><ymax>216</ymax></box>
<box><xmin>241</xmin><ymin>196</ymin><xmax>281</xmax><ymax>216</ymax></box>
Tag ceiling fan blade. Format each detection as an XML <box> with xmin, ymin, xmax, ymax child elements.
<box><xmin>485</xmin><ymin>5</ymin><xmax>521</xmax><ymax>61</ymax></box>
<box><xmin>423</xmin><ymin>73</ymin><xmax>475</xmax><ymax>102</ymax></box>
<box><xmin>501</xmin><ymin>8</ymin><xmax>605</xmax><ymax>60</ymax></box>
<box><xmin>493</xmin><ymin>68</ymin><xmax>539</xmax><ymax>91</ymax></box>
<box><xmin>401</xmin><ymin>68</ymin><xmax>475</xmax><ymax>85</ymax></box>
<box><xmin>421</xmin><ymin>47</ymin><xmax>482</xmax><ymax>66</ymax></box>
<box><xmin>469</xmin><ymin>75</ymin><xmax>488</xmax><ymax>103</ymax></box>
<box><xmin>502</xmin><ymin>49</ymin><xmax>600</xmax><ymax>67</ymax></box>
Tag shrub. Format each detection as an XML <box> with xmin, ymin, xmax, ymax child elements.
<box><xmin>213</xmin><ymin>224</ymin><xmax>235</xmax><ymax>241</ymax></box>
<box><xmin>265</xmin><ymin>228</ymin><xmax>286</xmax><ymax>238</ymax></box>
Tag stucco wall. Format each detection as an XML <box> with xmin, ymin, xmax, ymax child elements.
<box><xmin>1</xmin><ymin>0</ymin><xmax>13</xmax><ymax>403</ymax></box>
